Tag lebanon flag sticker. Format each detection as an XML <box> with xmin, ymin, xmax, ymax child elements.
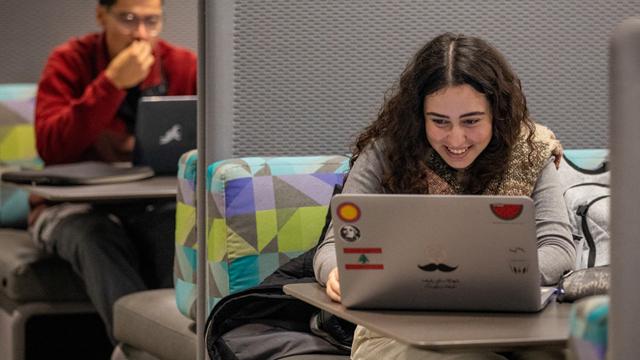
<box><xmin>490</xmin><ymin>203</ymin><xmax>523</xmax><ymax>220</ymax></box>
<box><xmin>343</xmin><ymin>247</ymin><xmax>384</xmax><ymax>270</ymax></box>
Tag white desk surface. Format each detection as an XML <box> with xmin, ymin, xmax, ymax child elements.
<box><xmin>6</xmin><ymin>176</ymin><xmax>177</xmax><ymax>202</ymax></box>
<box><xmin>284</xmin><ymin>282</ymin><xmax>571</xmax><ymax>352</ymax></box>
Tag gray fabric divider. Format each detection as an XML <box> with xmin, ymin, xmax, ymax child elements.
<box><xmin>609</xmin><ymin>16</ymin><xmax>640</xmax><ymax>360</ymax></box>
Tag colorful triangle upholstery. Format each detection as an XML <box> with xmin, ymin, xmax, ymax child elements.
<box><xmin>0</xmin><ymin>84</ymin><xmax>38</xmax><ymax>164</ymax></box>
<box><xmin>174</xmin><ymin>150</ymin><xmax>198</xmax><ymax>318</ymax></box>
<box><xmin>0</xmin><ymin>83</ymin><xmax>41</xmax><ymax>228</ymax></box>
<box><xmin>569</xmin><ymin>295</ymin><xmax>609</xmax><ymax>359</ymax></box>
<box><xmin>174</xmin><ymin>153</ymin><xmax>349</xmax><ymax>319</ymax></box>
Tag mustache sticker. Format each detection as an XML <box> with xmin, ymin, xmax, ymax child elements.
<box><xmin>417</xmin><ymin>263</ymin><xmax>459</xmax><ymax>272</ymax></box>
<box><xmin>509</xmin><ymin>260</ymin><xmax>529</xmax><ymax>274</ymax></box>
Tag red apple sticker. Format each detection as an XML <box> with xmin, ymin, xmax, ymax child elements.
<box><xmin>490</xmin><ymin>204</ymin><xmax>523</xmax><ymax>220</ymax></box>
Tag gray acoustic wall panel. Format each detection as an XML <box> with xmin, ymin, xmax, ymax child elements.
<box><xmin>206</xmin><ymin>0</ymin><xmax>636</xmax><ymax>161</ymax></box>
<box><xmin>0</xmin><ymin>0</ymin><xmax>197</xmax><ymax>83</ymax></box>
<box><xmin>610</xmin><ymin>17</ymin><xmax>640</xmax><ymax>360</ymax></box>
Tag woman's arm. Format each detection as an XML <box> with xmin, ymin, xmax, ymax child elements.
<box><xmin>531</xmin><ymin>159</ymin><xmax>576</xmax><ymax>285</ymax></box>
<box><xmin>313</xmin><ymin>142</ymin><xmax>388</xmax><ymax>289</ymax></box>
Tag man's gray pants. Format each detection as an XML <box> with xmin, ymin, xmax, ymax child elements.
<box><xmin>47</xmin><ymin>201</ymin><xmax>176</xmax><ymax>344</ymax></box>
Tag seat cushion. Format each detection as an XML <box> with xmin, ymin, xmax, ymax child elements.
<box><xmin>114</xmin><ymin>289</ymin><xmax>196</xmax><ymax>360</ymax></box>
<box><xmin>0</xmin><ymin>229</ymin><xmax>87</xmax><ymax>301</ymax></box>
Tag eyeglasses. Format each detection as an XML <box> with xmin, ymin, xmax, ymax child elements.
<box><xmin>109</xmin><ymin>11</ymin><xmax>163</xmax><ymax>36</ymax></box>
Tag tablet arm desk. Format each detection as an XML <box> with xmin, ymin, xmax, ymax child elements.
<box><xmin>284</xmin><ymin>282</ymin><xmax>571</xmax><ymax>352</ymax></box>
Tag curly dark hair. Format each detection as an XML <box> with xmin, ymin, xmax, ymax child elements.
<box><xmin>351</xmin><ymin>33</ymin><xmax>535</xmax><ymax>194</ymax></box>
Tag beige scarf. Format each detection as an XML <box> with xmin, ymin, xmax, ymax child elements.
<box><xmin>425</xmin><ymin>123</ymin><xmax>562</xmax><ymax>196</ymax></box>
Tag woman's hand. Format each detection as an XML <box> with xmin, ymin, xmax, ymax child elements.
<box><xmin>326</xmin><ymin>267</ymin><xmax>342</xmax><ymax>303</ymax></box>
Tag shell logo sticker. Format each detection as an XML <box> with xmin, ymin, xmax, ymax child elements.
<box><xmin>337</xmin><ymin>202</ymin><xmax>361</xmax><ymax>222</ymax></box>
<box><xmin>490</xmin><ymin>204</ymin><xmax>523</xmax><ymax>220</ymax></box>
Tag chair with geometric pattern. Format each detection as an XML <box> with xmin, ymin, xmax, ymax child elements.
<box><xmin>176</xmin><ymin>154</ymin><xmax>349</xmax><ymax>319</ymax></box>
<box><xmin>113</xmin><ymin>152</ymin><xmax>349</xmax><ymax>360</ymax></box>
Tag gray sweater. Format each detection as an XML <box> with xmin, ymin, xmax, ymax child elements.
<box><xmin>313</xmin><ymin>142</ymin><xmax>576</xmax><ymax>286</ymax></box>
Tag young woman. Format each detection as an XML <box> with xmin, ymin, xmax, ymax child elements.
<box><xmin>313</xmin><ymin>33</ymin><xmax>575</xmax><ymax>359</ymax></box>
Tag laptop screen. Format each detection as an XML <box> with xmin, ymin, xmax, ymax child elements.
<box><xmin>133</xmin><ymin>96</ymin><xmax>197</xmax><ymax>175</ymax></box>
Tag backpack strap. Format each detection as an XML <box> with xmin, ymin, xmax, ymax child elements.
<box><xmin>576</xmin><ymin>195</ymin><xmax>611</xmax><ymax>267</ymax></box>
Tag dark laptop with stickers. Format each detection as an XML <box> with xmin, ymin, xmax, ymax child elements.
<box><xmin>331</xmin><ymin>194</ymin><xmax>555</xmax><ymax>312</ymax></box>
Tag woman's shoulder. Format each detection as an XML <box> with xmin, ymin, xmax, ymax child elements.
<box><xmin>354</xmin><ymin>138</ymin><xmax>390</xmax><ymax>167</ymax></box>
<box><xmin>518</xmin><ymin>122</ymin><xmax>562</xmax><ymax>164</ymax></box>
<box><xmin>496</xmin><ymin>122</ymin><xmax>561</xmax><ymax>196</ymax></box>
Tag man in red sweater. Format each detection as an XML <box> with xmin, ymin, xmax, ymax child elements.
<box><xmin>30</xmin><ymin>0</ymin><xmax>197</xmax><ymax>344</ymax></box>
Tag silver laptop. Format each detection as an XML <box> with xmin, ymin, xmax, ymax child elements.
<box><xmin>331</xmin><ymin>194</ymin><xmax>555</xmax><ymax>312</ymax></box>
<box><xmin>133</xmin><ymin>95</ymin><xmax>197</xmax><ymax>175</ymax></box>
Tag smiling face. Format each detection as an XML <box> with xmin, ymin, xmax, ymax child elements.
<box><xmin>424</xmin><ymin>84</ymin><xmax>493</xmax><ymax>170</ymax></box>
